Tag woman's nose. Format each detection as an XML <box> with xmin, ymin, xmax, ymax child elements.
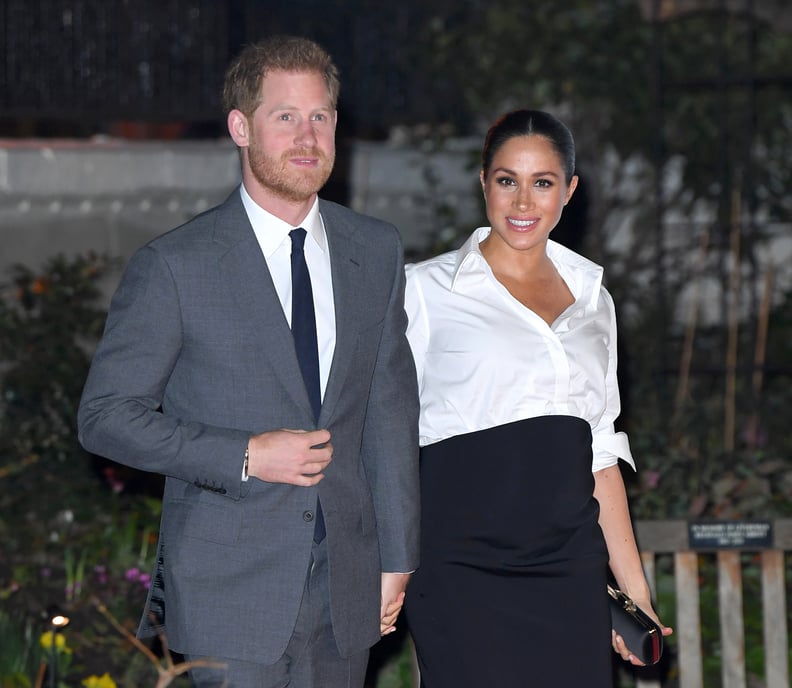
<box><xmin>514</xmin><ymin>190</ymin><xmax>532</xmax><ymax>209</ymax></box>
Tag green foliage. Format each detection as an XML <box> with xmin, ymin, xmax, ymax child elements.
<box><xmin>0</xmin><ymin>610</ymin><xmax>36</xmax><ymax>688</ymax></box>
<box><xmin>0</xmin><ymin>254</ymin><xmax>165</xmax><ymax>686</ymax></box>
<box><xmin>617</xmin><ymin>287</ymin><xmax>792</xmax><ymax>520</ymax></box>
<box><xmin>0</xmin><ymin>252</ymin><xmax>116</xmax><ymax>482</ymax></box>
<box><xmin>419</xmin><ymin>1</ymin><xmax>654</xmax><ymax>132</ymax></box>
<box><xmin>416</xmin><ymin>0</ymin><xmax>792</xmax><ymax>220</ymax></box>
<box><xmin>0</xmin><ymin>494</ymin><xmax>163</xmax><ymax>686</ymax></box>
<box><xmin>368</xmin><ymin>630</ymin><xmax>418</xmax><ymax>688</ymax></box>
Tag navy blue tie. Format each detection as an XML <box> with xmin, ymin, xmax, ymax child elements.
<box><xmin>289</xmin><ymin>228</ymin><xmax>325</xmax><ymax>542</ymax></box>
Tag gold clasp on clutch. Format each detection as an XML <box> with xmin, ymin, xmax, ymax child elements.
<box><xmin>607</xmin><ymin>584</ymin><xmax>637</xmax><ymax>613</ymax></box>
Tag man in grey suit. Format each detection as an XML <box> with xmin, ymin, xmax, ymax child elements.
<box><xmin>78</xmin><ymin>35</ymin><xmax>419</xmax><ymax>687</ymax></box>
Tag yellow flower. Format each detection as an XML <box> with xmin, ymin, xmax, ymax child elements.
<box><xmin>82</xmin><ymin>673</ymin><xmax>117</xmax><ymax>688</ymax></box>
<box><xmin>39</xmin><ymin>631</ymin><xmax>72</xmax><ymax>654</ymax></box>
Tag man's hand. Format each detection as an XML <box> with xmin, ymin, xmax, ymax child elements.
<box><xmin>380</xmin><ymin>572</ymin><xmax>411</xmax><ymax>635</ymax></box>
<box><xmin>246</xmin><ymin>429</ymin><xmax>332</xmax><ymax>485</ymax></box>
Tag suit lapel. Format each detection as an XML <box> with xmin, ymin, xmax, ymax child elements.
<box><xmin>319</xmin><ymin>202</ymin><xmax>364</xmax><ymax>425</ymax></box>
<box><xmin>214</xmin><ymin>192</ymin><xmax>316</xmax><ymax>420</ymax></box>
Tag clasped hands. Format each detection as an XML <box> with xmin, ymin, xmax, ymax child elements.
<box><xmin>246</xmin><ymin>428</ymin><xmax>332</xmax><ymax>485</ymax></box>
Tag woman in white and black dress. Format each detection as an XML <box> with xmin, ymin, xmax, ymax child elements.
<box><xmin>403</xmin><ymin>109</ymin><xmax>672</xmax><ymax>687</ymax></box>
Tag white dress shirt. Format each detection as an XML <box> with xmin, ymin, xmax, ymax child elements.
<box><xmin>240</xmin><ymin>185</ymin><xmax>336</xmax><ymax>398</ymax></box>
<box><xmin>404</xmin><ymin>227</ymin><xmax>635</xmax><ymax>473</ymax></box>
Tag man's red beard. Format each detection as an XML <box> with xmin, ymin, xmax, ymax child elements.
<box><xmin>248</xmin><ymin>145</ymin><xmax>335</xmax><ymax>203</ymax></box>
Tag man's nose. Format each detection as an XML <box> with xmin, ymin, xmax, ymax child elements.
<box><xmin>294</xmin><ymin>119</ymin><xmax>318</xmax><ymax>147</ymax></box>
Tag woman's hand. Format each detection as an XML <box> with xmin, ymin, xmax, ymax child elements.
<box><xmin>612</xmin><ymin>601</ymin><xmax>674</xmax><ymax>665</ymax></box>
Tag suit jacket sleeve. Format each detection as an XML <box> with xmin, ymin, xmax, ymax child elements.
<box><xmin>360</xmin><ymin>229</ymin><xmax>420</xmax><ymax>573</ymax></box>
<box><xmin>77</xmin><ymin>243</ymin><xmax>249</xmax><ymax>498</ymax></box>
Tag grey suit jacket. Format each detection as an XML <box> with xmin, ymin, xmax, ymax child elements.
<box><xmin>77</xmin><ymin>190</ymin><xmax>420</xmax><ymax>663</ymax></box>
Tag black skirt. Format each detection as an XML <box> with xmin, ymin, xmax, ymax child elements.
<box><xmin>405</xmin><ymin>416</ymin><xmax>613</xmax><ymax>687</ymax></box>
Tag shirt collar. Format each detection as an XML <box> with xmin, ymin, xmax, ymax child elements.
<box><xmin>547</xmin><ymin>239</ymin><xmax>604</xmax><ymax>308</ymax></box>
<box><xmin>450</xmin><ymin>227</ymin><xmax>491</xmax><ymax>292</ymax></box>
<box><xmin>451</xmin><ymin>227</ymin><xmax>604</xmax><ymax>307</ymax></box>
<box><xmin>239</xmin><ymin>184</ymin><xmax>326</xmax><ymax>258</ymax></box>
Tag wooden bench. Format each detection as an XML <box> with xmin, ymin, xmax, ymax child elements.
<box><xmin>628</xmin><ymin>519</ymin><xmax>792</xmax><ymax>688</ymax></box>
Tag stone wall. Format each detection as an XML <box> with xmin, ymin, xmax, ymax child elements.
<box><xmin>0</xmin><ymin>136</ymin><xmax>484</xmax><ymax>299</ymax></box>
<box><xmin>348</xmin><ymin>137</ymin><xmax>482</xmax><ymax>256</ymax></box>
<box><xmin>0</xmin><ymin>139</ymin><xmax>241</xmax><ymax>302</ymax></box>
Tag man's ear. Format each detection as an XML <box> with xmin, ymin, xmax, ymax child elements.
<box><xmin>227</xmin><ymin>109</ymin><xmax>249</xmax><ymax>147</ymax></box>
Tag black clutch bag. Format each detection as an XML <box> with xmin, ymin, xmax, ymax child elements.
<box><xmin>607</xmin><ymin>584</ymin><xmax>663</xmax><ymax>665</ymax></box>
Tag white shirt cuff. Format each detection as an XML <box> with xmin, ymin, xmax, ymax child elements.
<box><xmin>592</xmin><ymin>431</ymin><xmax>636</xmax><ymax>472</ymax></box>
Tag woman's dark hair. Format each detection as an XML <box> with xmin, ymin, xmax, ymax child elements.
<box><xmin>481</xmin><ymin>110</ymin><xmax>576</xmax><ymax>184</ymax></box>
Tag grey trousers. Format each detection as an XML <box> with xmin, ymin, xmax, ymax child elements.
<box><xmin>187</xmin><ymin>539</ymin><xmax>370</xmax><ymax>688</ymax></box>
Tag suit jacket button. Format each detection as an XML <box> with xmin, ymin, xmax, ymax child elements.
<box><xmin>303</xmin><ymin>511</ymin><xmax>314</xmax><ymax>523</ymax></box>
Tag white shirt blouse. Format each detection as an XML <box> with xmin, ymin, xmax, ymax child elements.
<box><xmin>404</xmin><ymin>227</ymin><xmax>635</xmax><ymax>473</ymax></box>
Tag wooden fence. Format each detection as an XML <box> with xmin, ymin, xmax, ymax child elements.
<box><xmin>627</xmin><ymin>519</ymin><xmax>792</xmax><ymax>688</ymax></box>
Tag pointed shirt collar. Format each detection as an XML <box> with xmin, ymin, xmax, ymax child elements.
<box><xmin>239</xmin><ymin>184</ymin><xmax>326</xmax><ymax>258</ymax></box>
<box><xmin>451</xmin><ymin>227</ymin><xmax>604</xmax><ymax>309</ymax></box>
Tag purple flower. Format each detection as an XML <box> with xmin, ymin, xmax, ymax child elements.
<box><xmin>643</xmin><ymin>470</ymin><xmax>661</xmax><ymax>489</ymax></box>
<box><xmin>102</xmin><ymin>467</ymin><xmax>125</xmax><ymax>494</ymax></box>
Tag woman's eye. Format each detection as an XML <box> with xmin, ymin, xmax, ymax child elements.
<box><xmin>535</xmin><ymin>178</ymin><xmax>553</xmax><ymax>188</ymax></box>
<box><xmin>495</xmin><ymin>176</ymin><xmax>516</xmax><ymax>187</ymax></box>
